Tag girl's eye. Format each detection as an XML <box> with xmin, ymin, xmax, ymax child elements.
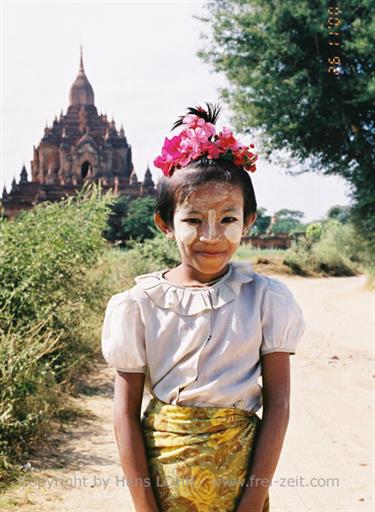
<box><xmin>222</xmin><ymin>217</ymin><xmax>238</xmax><ymax>223</ymax></box>
<box><xmin>183</xmin><ymin>218</ymin><xmax>201</xmax><ymax>224</ymax></box>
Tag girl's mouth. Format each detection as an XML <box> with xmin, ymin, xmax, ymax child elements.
<box><xmin>196</xmin><ymin>251</ymin><xmax>226</xmax><ymax>258</ymax></box>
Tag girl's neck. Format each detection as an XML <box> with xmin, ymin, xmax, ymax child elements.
<box><xmin>163</xmin><ymin>263</ymin><xmax>230</xmax><ymax>287</ymax></box>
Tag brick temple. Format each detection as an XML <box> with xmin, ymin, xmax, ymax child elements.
<box><xmin>1</xmin><ymin>49</ymin><xmax>156</xmax><ymax>219</ymax></box>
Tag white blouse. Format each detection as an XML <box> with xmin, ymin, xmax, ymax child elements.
<box><xmin>101</xmin><ymin>261</ymin><xmax>305</xmax><ymax>413</ymax></box>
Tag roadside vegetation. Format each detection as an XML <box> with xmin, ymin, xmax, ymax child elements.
<box><xmin>0</xmin><ymin>184</ymin><xmax>115</xmax><ymax>484</ymax></box>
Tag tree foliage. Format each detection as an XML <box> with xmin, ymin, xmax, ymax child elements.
<box><xmin>306</xmin><ymin>222</ymin><xmax>323</xmax><ymax>243</ymax></box>
<box><xmin>270</xmin><ymin>208</ymin><xmax>305</xmax><ymax>234</ymax></box>
<box><xmin>104</xmin><ymin>195</ymin><xmax>157</xmax><ymax>246</ymax></box>
<box><xmin>199</xmin><ymin>0</ymin><xmax>375</xmax><ymax>249</ymax></box>
<box><xmin>250</xmin><ymin>207</ymin><xmax>271</xmax><ymax>235</ymax></box>
<box><xmin>327</xmin><ymin>204</ymin><xmax>352</xmax><ymax>223</ymax></box>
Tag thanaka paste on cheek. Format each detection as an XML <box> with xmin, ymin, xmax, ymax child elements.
<box><xmin>224</xmin><ymin>223</ymin><xmax>243</xmax><ymax>244</ymax></box>
<box><xmin>177</xmin><ymin>223</ymin><xmax>197</xmax><ymax>245</ymax></box>
<box><xmin>173</xmin><ymin>206</ymin><xmax>198</xmax><ymax>245</ymax></box>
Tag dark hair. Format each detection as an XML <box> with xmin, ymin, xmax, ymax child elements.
<box><xmin>155</xmin><ymin>159</ymin><xmax>257</xmax><ymax>229</ymax></box>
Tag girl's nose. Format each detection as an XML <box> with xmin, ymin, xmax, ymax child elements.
<box><xmin>199</xmin><ymin>221</ymin><xmax>223</xmax><ymax>242</ymax></box>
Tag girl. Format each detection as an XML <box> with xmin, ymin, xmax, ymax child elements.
<box><xmin>101</xmin><ymin>104</ymin><xmax>305</xmax><ymax>512</ymax></box>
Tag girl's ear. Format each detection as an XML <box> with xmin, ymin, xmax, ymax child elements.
<box><xmin>154</xmin><ymin>212</ymin><xmax>174</xmax><ymax>238</ymax></box>
<box><xmin>243</xmin><ymin>212</ymin><xmax>257</xmax><ymax>235</ymax></box>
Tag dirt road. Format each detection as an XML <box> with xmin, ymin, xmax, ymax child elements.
<box><xmin>1</xmin><ymin>274</ymin><xmax>374</xmax><ymax>512</ymax></box>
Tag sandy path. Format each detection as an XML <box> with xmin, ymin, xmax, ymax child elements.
<box><xmin>268</xmin><ymin>274</ymin><xmax>374</xmax><ymax>512</ymax></box>
<box><xmin>1</xmin><ymin>275</ymin><xmax>374</xmax><ymax>512</ymax></box>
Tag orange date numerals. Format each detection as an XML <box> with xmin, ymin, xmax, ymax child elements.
<box><xmin>328</xmin><ymin>56</ymin><xmax>341</xmax><ymax>75</ymax></box>
<box><xmin>328</xmin><ymin>16</ymin><xmax>341</xmax><ymax>28</ymax></box>
<box><xmin>329</xmin><ymin>30</ymin><xmax>340</xmax><ymax>46</ymax></box>
<box><xmin>327</xmin><ymin>4</ymin><xmax>342</xmax><ymax>75</ymax></box>
<box><xmin>328</xmin><ymin>6</ymin><xmax>342</xmax><ymax>16</ymax></box>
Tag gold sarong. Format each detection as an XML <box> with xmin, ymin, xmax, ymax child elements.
<box><xmin>141</xmin><ymin>397</ymin><xmax>270</xmax><ymax>512</ymax></box>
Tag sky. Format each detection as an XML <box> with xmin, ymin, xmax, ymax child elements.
<box><xmin>1</xmin><ymin>0</ymin><xmax>352</xmax><ymax>222</ymax></box>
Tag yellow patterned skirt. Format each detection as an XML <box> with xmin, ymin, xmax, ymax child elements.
<box><xmin>141</xmin><ymin>396</ymin><xmax>270</xmax><ymax>512</ymax></box>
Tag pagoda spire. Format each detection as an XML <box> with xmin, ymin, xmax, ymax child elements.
<box><xmin>80</xmin><ymin>45</ymin><xmax>84</xmax><ymax>73</ymax></box>
<box><xmin>130</xmin><ymin>169</ymin><xmax>138</xmax><ymax>185</ymax></box>
<box><xmin>69</xmin><ymin>46</ymin><xmax>95</xmax><ymax>106</ymax></box>
<box><xmin>143</xmin><ymin>163</ymin><xmax>154</xmax><ymax>188</ymax></box>
<box><xmin>20</xmin><ymin>164</ymin><xmax>28</xmax><ymax>184</ymax></box>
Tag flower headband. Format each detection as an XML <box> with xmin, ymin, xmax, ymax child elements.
<box><xmin>153</xmin><ymin>104</ymin><xmax>258</xmax><ymax>177</ymax></box>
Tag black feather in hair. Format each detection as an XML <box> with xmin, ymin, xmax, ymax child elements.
<box><xmin>171</xmin><ymin>102</ymin><xmax>222</xmax><ymax>131</ymax></box>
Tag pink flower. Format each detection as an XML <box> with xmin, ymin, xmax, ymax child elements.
<box><xmin>203</xmin><ymin>141</ymin><xmax>221</xmax><ymax>160</ymax></box>
<box><xmin>182</xmin><ymin>115</ymin><xmax>216</xmax><ymax>137</ymax></box>
<box><xmin>180</xmin><ymin>137</ymin><xmax>201</xmax><ymax>158</ymax></box>
<box><xmin>183</xmin><ymin>114</ymin><xmax>206</xmax><ymax>129</ymax></box>
<box><xmin>153</xmin><ymin>155</ymin><xmax>174</xmax><ymax>176</ymax></box>
<box><xmin>182</xmin><ymin>114</ymin><xmax>198</xmax><ymax>126</ymax></box>
<box><xmin>217</xmin><ymin>127</ymin><xmax>241</xmax><ymax>152</ymax></box>
<box><xmin>163</xmin><ymin>135</ymin><xmax>183</xmax><ymax>158</ymax></box>
<box><xmin>202</xmin><ymin>122</ymin><xmax>216</xmax><ymax>138</ymax></box>
<box><xmin>153</xmin><ymin>136</ymin><xmax>186</xmax><ymax>176</ymax></box>
<box><xmin>153</xmin><ymin>111</ymin><xmax>258</xmax><ymax>176</ymax></box>
<box><xmin>232</xmin><ymin>147</ymin><xmax>258</xmax><ymax>172</ymax></box>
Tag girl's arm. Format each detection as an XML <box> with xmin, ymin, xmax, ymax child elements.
<box><xmin>236</xmin><ymin>352</ymin><xmax>291</xmax><ymax>512</ymax></box>
<box><xmin>113</xmin><ymin>371</ymin><xmax>159</xmax><ymax>512</ymax></box>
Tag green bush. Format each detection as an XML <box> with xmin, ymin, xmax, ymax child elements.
<box><xmin>0</xmin><ymin>183</ymin><xmax>116</xmax><ymax>480</ymax></box>
<box><xmin>124</xmin><ymin>232</ymin><xmax>181</xmax><ymax>277</ymax></box>
<box><xmin>0</xmin><ymin>320</ymin><xmax>63</xmax><ymax>480</ymax></box>
<box><xmin>306</xmin><ymin>222</ymin><xmax>323</xmax><ymax>244</ymax></box>
<box><xmin>1</xmin><ymin>184</ymin><xmax>111</xmax><ymax>323</ymax></box>
<box><xmin>0</xmin><ymin>184</ymin><xmax>115</xmax><ymax>375</ymax></box>
<box><xmin>284</xmin><ymin>220</ymin><xmax>364</xmax><ymax>276</ymax></box>
<box><xmin>104</xmin><ymin>195</ymin><xmax>157</xmax><ymax>247</ymax></box>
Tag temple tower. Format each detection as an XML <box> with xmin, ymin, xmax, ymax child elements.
<box><xmin>1</xmin><ymin>48</ymin><xmax>155</xmax><ymax>219</ymax></box>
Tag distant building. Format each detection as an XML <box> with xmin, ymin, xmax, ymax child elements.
<box><xmin>1</xmin><ymin>49</ymin><xmax>156</xmax><ymax>219</ymax></box>
<box><xmin>243</xmin><ymin>233</ymin><xmax>292</xmax><ymax>250</ymax></box>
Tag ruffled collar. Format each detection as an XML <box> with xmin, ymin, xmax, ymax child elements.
<box><xmin>134</xmin><ymin>261</ymin><xmax>254</xmax><ymax>315</ymax></box>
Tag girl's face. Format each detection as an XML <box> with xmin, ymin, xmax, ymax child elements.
<box><xmin>170</xmin><ymin>182</ymin><xmax>254</xmax><ymax>277</ymax></box>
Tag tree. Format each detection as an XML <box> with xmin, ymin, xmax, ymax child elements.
<box><xmin>104</xmin><ymin>195</ymin><xmax>131</xmax><ymax>243</ymax></box>
<box><xmin>250</xmin><ymin>207</ymin><xmax>271</xmax><ymax>235</ymax></box>
<box><xmin>122</xmin><ymin>196</ymin><xmax>157</xmax><ymax>243</ymax></box>
<box><xmin>199</xmin><ymin>0</ymin><xmax>375</xmax><ymax>252</ymax></box>
<box><xmin>104</xmin><ymin>196</ymin><xmax>157</xmax><ymax>246</ymax></box>
<box><xmin>327</xmin><ymin>204</ymin><xmax>352</xmax><ymax>224</ymax></box>
<box><xmin>306</xmin><ymin>222</ymin><xmax>323</xmax><ymax>243</ymax></box>
<box><xmin>270</xmin><ymin>208</ymin><xmax>305</xmax><ymax>234</ymax></box>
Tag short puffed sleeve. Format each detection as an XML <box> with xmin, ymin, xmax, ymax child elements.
<box><xmin>260</xmin><ymin>278</ymin><xmax>305</xmax><ymax>356</ymax></box>
<box><xmin>101</xmin><ymin>289</ymin><xmax>147</xmax><ymax>373</ymax></box>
